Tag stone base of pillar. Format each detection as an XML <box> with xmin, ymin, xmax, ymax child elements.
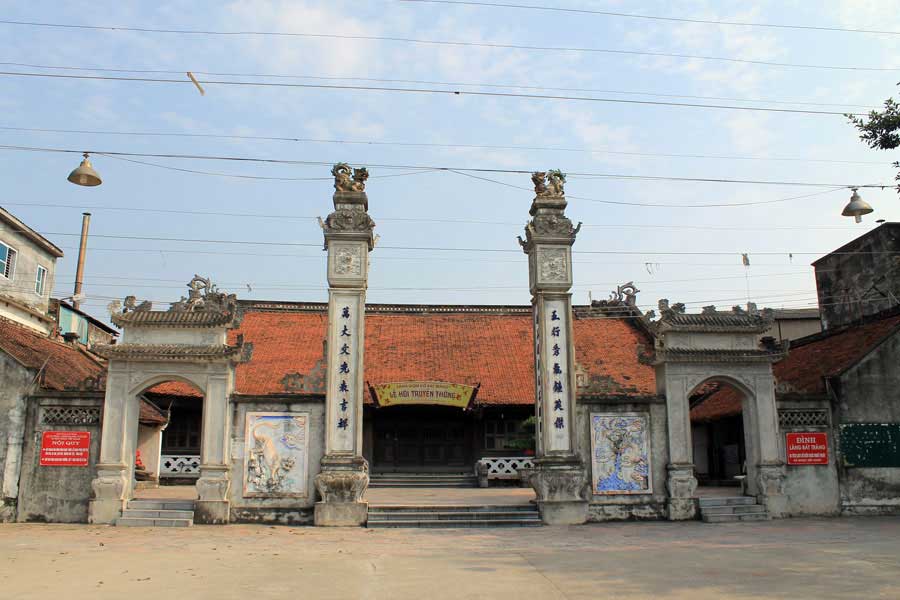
<box><xmin>0</xmin><ymin>499</ymin><xmax>15</xmax><ymax>523</ymax></box>
<box><xmin>314</xmin><ymin>455</ymin><xmax>369</xmax><ymax>527</ymax></box>
<box><xmin>196</xmin><ymin>464</ymin><xmax>231</xmax><ymax>524</ymax></box>
<box><xmin>756</xmin><ymin>462</ymin><xmax>787</xmax><ymax>518</ymax></box>
<box><xmin>666</xmin><ymin>463</ymin><xmax>698</xmax><ymax>521</ymax></box>
<box><xmin>531</xmin><ymin>457</ymin><xmax>588</xmax><ymax>525</ymax></box>
<box><xmin>89</xmin><ymin>463</ymin><xmax>129</xmax><ymax>524</ymax></box>
<box><xmin>314</xmin><ymin>501</ymin><xmax>369</xmax><ymax>527</ymax></box>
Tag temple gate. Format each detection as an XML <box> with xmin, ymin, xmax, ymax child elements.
<box><xmin>650</xmin><ymin>303</ymin><xmax>787</xmax><ymax>519</ymax></box>
<box><xmin>89</xmin><ymin>278</ymin><xmax>244</xmax><ymax>524</ymax></box>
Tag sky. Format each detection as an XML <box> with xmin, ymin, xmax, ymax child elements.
<box><xmin>1</xmin><ymin>0</ymin><xmax>899</xmax><ymax>319</ymax></box>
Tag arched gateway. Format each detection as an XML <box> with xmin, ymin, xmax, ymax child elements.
<box><xmin>89</xmin><ymin>280</ymin><xmax>246</xmax><ymax>524</ymax></box>
<box><xmin>649</xmin><ymin>303</ymin><xmax>787</xmax><ymax>519</ymax></box>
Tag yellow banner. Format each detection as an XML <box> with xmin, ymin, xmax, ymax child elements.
<box><xmin>371</xmin><ymin>381</ymin><xmax>477</xmax><ymax>409</ymax></box>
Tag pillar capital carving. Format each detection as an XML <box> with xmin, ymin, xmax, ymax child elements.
<box><xmin>518</xmin><ymin>170</ymin><xmax>581</xmax><ymax>295</ymax></box>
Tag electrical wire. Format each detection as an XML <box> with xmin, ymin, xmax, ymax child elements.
<box><xmin>3</xmin><ymin>200</ymin><xmax>869</xmax><ymax>231</ymax></box>
<box><xmin>0</xmin><ymin>63</ymin><xmax>879</xmax><ymax>110</ymax></box>
<box><xmin>0</xmin><ymin>19</ymin><xmax>895</xmax><ymax>71</ymax></box>
<box><xmin>2</xmin><ymin>125</ymin><xmax>887</xmax><ymax>165</ymax></box>
<box><xmin>0</xmin><ymin>144</ymin><xmax>888</xmax><ymax>198</ymax></box>
<box><xmin>0</xmin><ymin>70</ymin><xmax>870</xmax><ymax>116</ymax></box>
<box><xmin>394</xmin><ymin>0</ymin><xmax>900</xmax><ymax>36</ymax></box>
<box><xmin>10</xmin><ymin>227</ymin><xmax>900</xmax><ymax>257</ymax></box>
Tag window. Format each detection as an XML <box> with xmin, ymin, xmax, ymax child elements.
<box><xmin>484</xmin><ymin>419</ymin><xmax>530</xmax><ymax>450</ymax></box>
<box><xmin>35</xmin><ymin>265</ymin><xmax>47</xmax><ymax>296</ymax></box>
<box><xmin>0</xmin><ymin>243</ymin><xmax>17</xmax><ymax>279</ymax></box>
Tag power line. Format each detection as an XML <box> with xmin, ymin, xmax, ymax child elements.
<box><xmin>3</xmin><ymin>200</ymin><xmax>868</xmax><ymax>230</ymax></box>
<box><xmin>0</xmin><ymin>144</ymin><xmax>887</xmax><ymax>196</ymax></box>
<box><xmin>0</xmin><ymin>70</ymin><xmax>868</xmax><ymax>116</ymax></box>
<box><xmin>2</xmin><ymin>125</ymin><xmax>886</xmax><ymax>166</ymax></box>
<box><xmin>0</xmin><ymin>63</ymin><xmax>879</xmax><ymax>110</ymax></box>
<box><xmin>0</xmin><ymin>19</ymin><xmax>895</xmax><ymax>71</ymax></box>
<box><xmin>103</xmin><ymin>153</ymin><xmax>434</xmax><ymax>182</ymax></box>
<box><xmin>16</xmin><ymin>228</ymin><xmax>900</xmax><ymax>257</ymax></box>
<box><xmin>396</xmin><ymin>0</ymin><xmax>900</xmax><ymax>36</ymax></box>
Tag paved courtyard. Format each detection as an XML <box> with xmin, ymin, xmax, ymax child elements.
<box><xmin>1</xmin><ymin>517</ymin><xmax>898</xmax><ymax>600</ymax></box>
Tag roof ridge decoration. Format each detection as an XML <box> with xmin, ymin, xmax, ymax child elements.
<box><xmin>652</xmin><ymin>300</ymin><xmax>776</xmax><ymax>333</ymax></box>
<box><xmin>109</xmin><ymin>275</ymin><xmax>238</xmax><ymax>328</ymax></box>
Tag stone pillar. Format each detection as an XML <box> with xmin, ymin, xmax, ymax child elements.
<box><xmin>89</xmin><ymin>367</ymin><xmax>139</xmax><ymax>524</ymax></box>
<box><xmin>196</xmin><ymin>373</ymin><xmax>231</xmax><ymax>524</ymax></box>
<box><xmin>662</xmin><ymin>374</ymin><xmax>697</xmax><ymax>520</ymax></box>
<box><xmin>314</xmin><ymin>163</ymin><xmax>375</xmax><ymax>527</ymax></box>
<box><xmin>0</xmin><ymin>397</ymin><xmax>26</xmax><ymax>521</ymax></box>
<box><xmin>749</xmin><ymin>374</ymin><xmax>787</xmax><ymax>517</ymax></box>
<box><xmin>518</xmin><ymin>170</ymin><xmax>588</xmax><ymax>525</ymax></box>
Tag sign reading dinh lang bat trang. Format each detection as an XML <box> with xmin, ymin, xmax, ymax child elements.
<box><xmin>370</xmin><ymin>381</ymin><xmax>478</xmax><ymax>409</ymax></box>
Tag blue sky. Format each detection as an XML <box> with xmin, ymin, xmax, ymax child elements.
<box><xmin>1</xmin><ymin>0</ymin><xmax>899</xmax><ymax>318</ymax></box>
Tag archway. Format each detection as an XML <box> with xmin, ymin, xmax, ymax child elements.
<box><xmin>139</xmin><ymin>379</ymin><xmax>205</xmax><ymax>493</ymax></box>
<box><xmin>89</xmin><ymin>279</ymin><xmax>243</xmax><ymax>525</ymax></box>
<box><xmin>689</xmin><ymin>378</ymin><xmax>753</xmax><ymax>495</ymax></box>
<box><xmin>651</xmin><ymin>304</ymin><xmax>788</xmax><ymax>520</ymax></box>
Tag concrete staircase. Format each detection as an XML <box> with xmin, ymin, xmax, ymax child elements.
<box><xmin>116</xmin><ymin>499</ymin><xmax>196</xmax><ymax>527</ymax></box>
<box><xmin>367</xmin><ymin>505</ymin><xmax>541</xmax><ymax>528</ymax></box>
<box><xmin>699</xmin><ymin>496</ymin><xmax>768</xmax><ymax>523</ymax></box>
<box><xmin>369</xmin><ymin>473</ymin><xmax>478</xmax><ymax>488</ymax></box>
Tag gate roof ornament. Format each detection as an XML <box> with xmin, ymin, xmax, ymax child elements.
<box><xmin>647</xmin><ymin>301</ymin><xmax>785</xmax><ymax>366</ymax></box>
<box><xmin>653</xmin><ymin>301</ymin><xmax>775</xmax><ymax>334</ymax></box>
<box><xmin>109</xmin><ymin>275</ymin><xmax>238</xmax><ymax>328</ymax></box>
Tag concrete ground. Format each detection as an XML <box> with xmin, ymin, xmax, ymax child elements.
<box><xmin>1</xmin><ymin>517</ymin><xmax>898</xmax><ymax>600</ymax></box>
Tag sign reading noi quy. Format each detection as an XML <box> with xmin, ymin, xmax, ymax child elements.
<box><xmin>370</xmin><ymin>381</ymin><xmax>478</xmax><ymax>409</ymax></box>
<box><xmin>40</xmin><ymin>431</ymin><xmax>90</xmax><ymax>467</ymax></box>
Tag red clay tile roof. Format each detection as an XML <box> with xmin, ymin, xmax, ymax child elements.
<box><xmin>773</xmin><ymin>313</ymin><xmax>900</xmax><ymax>395</ymax></box>
<box><xmin>228</xmin><ymin>304</ymin><xmax>657</xmax><ymax>405</ymax></box>
<box><xmin>144</xmin><ymin>380</ymin><xmax>203</xmax><ymax>397</ymax></box>
<box><xmin>0</xmin><ymin>318</ymin><xmax>105</xmax><ymax>391</ymax></box>
<box><xmin>139</xmin><ymin>400</ymin><xmax>167</xmax><ymax>425</ymax></box>
<box><xmin>691</xmin><ymin>384</ymin><xmax>744</xmax><ymax>421</ymax></box>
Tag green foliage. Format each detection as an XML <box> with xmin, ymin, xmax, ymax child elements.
<box><xmin>847</xmin><ymin>90</ymin><xmax>900</xmax><ymax>193</ymax></box>
<box><xmin>848</xmin><ymin>98</ymin><xmax>900</xmax><ymax>151</ymax></box>
<box><xmin>506</xmin><ymin>437</ymin><xmax>535</xmax><ymax>451</ymax></box>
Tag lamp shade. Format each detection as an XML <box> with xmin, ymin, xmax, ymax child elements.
<box><xmin>67</xmin><ymin>153</ymin><xmax>102</xmax><ymax>187</ymax></box>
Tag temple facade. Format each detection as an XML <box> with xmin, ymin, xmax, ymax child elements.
<box><xmin>1</xmin><ymin>169</ymin><xmax>899</xmax><ymax>527</ymax></box>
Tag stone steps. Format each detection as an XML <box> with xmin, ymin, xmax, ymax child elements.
<box><xmin>369</xmin><ymin>474</ymin><xmax>477</xmax><ymax>488</ymax></box>
<box><xmin>698</xmin><ymin>496</ymin><xmax>769</xmax><ymax>523</ymax></box>
<box><xmin>367</xmin><ymin>505</ymin><xmax>541</xmax><ymax>528</ymax></box>
<box><xmin>116</xmin><ymin>499</ymin><xmax>196</xmax><ymax>527</ymax></box>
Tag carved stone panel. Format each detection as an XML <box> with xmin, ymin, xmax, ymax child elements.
<box><xmin>537</xmin><ymin>247</ymin><xmax>570</xmax><ymax>285</ymax></box>
<box><xmin>335</xmin><ymin>246</ymin><xmax>363</xmax><ymax>276</ymax></box>
<box><xmin>243</xmin><ymin>412</ymin><xmax>310</xmax><ymax>498</ymax></box>
<box><xmin>328</xmin><ymin>243</ymin><xmax>367</xmax><ymax>285</ymax></box>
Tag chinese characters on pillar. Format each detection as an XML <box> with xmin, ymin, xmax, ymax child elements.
<box><xmin>544</xmin><ymin>299</ymin><xmax>571</xmax><ymax>452</ymax></box>
<box><xmin>329</xmin><ymin>294</ymin><xmax>360</xmax><ymax>452</ymax></box>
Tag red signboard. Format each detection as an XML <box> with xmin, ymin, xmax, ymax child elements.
<box><xmin>786</xmin><ymin>432</ymin><xmax>828</xmax><ymax>465</ymax></box>
<box><xmin>40</xmin><ymin>431</ymin><xmax>90</xmax><ymax>467</ymax></box>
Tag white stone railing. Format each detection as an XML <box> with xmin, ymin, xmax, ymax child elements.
<box><xmin>160</xmin><ymin>455</ymin><xmax>201</xmax><ymax>478</ymax></box>
<box><xmin>477</xmin><ymin>456</ymin><xmax>535</xmax><ymax>480</ymax></box>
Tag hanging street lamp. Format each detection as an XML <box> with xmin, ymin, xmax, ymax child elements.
<box><xmin>842</xmin><ymin>188</ymin><xmax>873</xmax><ymax>223</ymax></box>
<box><xmin>67</xmin><ymin>152</ymin><xmax>102</xmax><ymax>187</ymax></box>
